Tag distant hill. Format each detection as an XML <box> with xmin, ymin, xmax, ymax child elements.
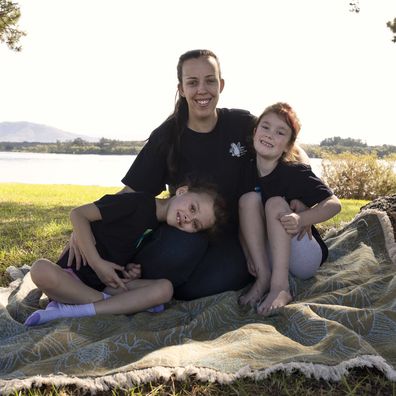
<box><xmin>0</xmin><ymin>122</ymin><xmax>100</xmax><ymax>143</ymax></box>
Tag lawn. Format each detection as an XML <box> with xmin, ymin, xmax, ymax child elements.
<box><xmin>0</xmin><ymin>183</ymin><xmax>394</xmax><ymax>395</ymax></box>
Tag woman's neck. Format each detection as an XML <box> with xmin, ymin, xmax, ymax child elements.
<box><xmin>256</xmin><ymin>155</ymin><xmax>279</xmax><ymax>177</ymax></box>
<box><xmin>187</xmin><ymin>112</ymin><xmax>218</xmax><ymax>133</ymax></box>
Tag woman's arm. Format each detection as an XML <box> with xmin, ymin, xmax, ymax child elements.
<box><xmin>117</xmin><ymin>185</ymin><xmax>135</xmax><ymax>194</ymax></box>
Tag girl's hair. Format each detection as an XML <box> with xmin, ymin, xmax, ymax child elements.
<box><xmin>175</xmin><ymin>174</ymin><xmax>227</xmax><ymax>236</ymax></box>
<box><xmin>166</xmin><ymin>49</ymin><xmax>222</xmax><ymax>178</ymax></box>
<box><xmin>255</xmin><ymin>102</ymin><xmax>301</xmax><ymax>162</ymax></box>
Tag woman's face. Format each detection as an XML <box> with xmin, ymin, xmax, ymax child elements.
<box><xmin>178</xmin><ymin>56</ymin><xmax>224</xmax><ymax>125</ymax></box>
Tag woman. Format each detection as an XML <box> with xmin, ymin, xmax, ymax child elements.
<box><xmin>69</xmin><ymin>49</ymin><xmax>309</xmax><ymax>300</ymax></box>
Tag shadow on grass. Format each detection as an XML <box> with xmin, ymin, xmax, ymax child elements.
<box><xmin>0</xmin><ymin>201</ymin><xmax>75</xmax><ymax>271</ymax></box>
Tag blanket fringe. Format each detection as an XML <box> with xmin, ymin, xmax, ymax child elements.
<box><xmin>1</xmin><ymin>354</ymin><xmax>395</xmax><ymax>394</ymax></box>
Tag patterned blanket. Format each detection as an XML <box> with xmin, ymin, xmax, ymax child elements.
<box><xmin>1</xmin><ymin>207</ymin><xmax>395</xmax><ymax>394</ymax></box>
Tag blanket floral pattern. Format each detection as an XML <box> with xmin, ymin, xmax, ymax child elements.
<box><xmin>1</xmin><ymin>208</ymin><xmax>395</xmax><ymax>393</ymax></box>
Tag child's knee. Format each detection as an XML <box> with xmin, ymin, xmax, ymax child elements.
<box><xmin>265</xmin><ymin>196</ymin><xmax>289</xmax><ymax>214</ymax></box>
<box><xmin>158</xmin><ymin>279</ymin><xmax>173</xmax><ymax>302</ymax></box>
<box><xmin>239</xmin><ymin>191</ymin><xmax>261</xmax><ymax>211</ymax></box>
<box><xmin>30</xmin><ymin>258</ymin><xmax>57</xmax><ymax>288</ymax></box>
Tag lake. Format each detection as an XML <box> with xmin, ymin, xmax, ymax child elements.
<box><xmin>0</xmin><ymin>151</ymin><xmax>325</xmax><ymax>187</ymax></box>
<box><xmin>0</xmin><ymin>151</ymin><xmax>136</xmax><ymax>187</ymax></box>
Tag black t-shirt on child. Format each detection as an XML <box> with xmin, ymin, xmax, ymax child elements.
<box><xmin>257</xmin><ymin>161</ymin><xmax>334</xmax><ymax>263</ymax></box>
<box><xmin>57</xmin><ymin>192</ymin><xmax>159</xmax><ymax>290</ymax></box>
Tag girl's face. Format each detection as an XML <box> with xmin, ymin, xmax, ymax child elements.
<box><xmin>166</xmin><ymin>187</ymin><xmax>215</xmax><ymax>233</ymax></box>
<box><xmin>253</xmin><ymin>112</ymin><xmax>293</xmax><ymax>161</ymax></box>
<box><xmin>178</xmin><ymin>56</ymin><xmax>224</xmax><ymax>125</ymax></box>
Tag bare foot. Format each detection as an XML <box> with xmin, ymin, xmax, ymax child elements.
<box><xmin>256</xmin><ymin>289</ymin><xmax>293</xmax><ymax>316</ymax></box>
<box><xmin>239</xmin><ymin>279</ymin><xmax>269</xmax><ymax>307</ymax></box>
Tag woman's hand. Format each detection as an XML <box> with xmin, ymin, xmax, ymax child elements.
<box><xmin>246</xmin><ymin>258</ymin><xmax>257</xmax><ymax>277</ymax></box>
<box><xmin>67</xmin><ymin>232</ymin><xmax>88</xmax><ymax>270</ymax></box>
<box><xmin>123</xmin><ymin>263</ymin><xmax>142</xmax><ymax>280</ymax></box>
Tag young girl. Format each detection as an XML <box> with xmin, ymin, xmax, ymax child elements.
<box><xmin>24</xmin><ymin>179</ymin><xmax>226</xmax><ymax>326</ymax></box>
<box><xmin>238</xmin><ymin>102</ymin><xmax>341</xmax><ymax>315</ymax></box>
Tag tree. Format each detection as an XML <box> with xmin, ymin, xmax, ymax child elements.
<box><xmin>387</xmin><ymin>18</ymin><xmax>396</xmax><ymax>43</ymax></box>
<box><xmin>0</xmin><ymin>0</ymin><xmax>25</xmax><ymax>51</ymax></box>
<box><xmin>320</xmin><ymin>136</ymin><xmax>367</xmax><ymax>148</ymax></box>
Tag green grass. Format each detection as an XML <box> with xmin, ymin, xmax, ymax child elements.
<box><xmin>1</xmin><ymin>183</ymin><xmax>393</xmax><ymax>396</ymax></box>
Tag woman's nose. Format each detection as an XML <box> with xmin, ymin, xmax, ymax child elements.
<box><xmin>197</xmin><ymin>81</ymin><xmax>207</xmax><ymax>93</ymax></box>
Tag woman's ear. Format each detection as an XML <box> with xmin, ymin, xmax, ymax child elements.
<box><xmin>178</xmin><ymin>83</ymin><xmax>185</xmax><ymax>97</ymax></box>
<box><xmin>219</xmin><ymin>78</ymin><xmax>225</xmax><ymax>93</ymax></box>
<box><xmin>175</xmin><ymin>185</ymin><xmax>189</xmax><ymax>195</ymax></box>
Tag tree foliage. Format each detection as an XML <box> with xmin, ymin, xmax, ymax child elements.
<box><xmin>0</xmin><ymin>0</ymin><xmax>25</xmax><ymax>51</ymax></box>
<box><xmin>320</xmin><ymin>136</ymin><xmax>367</xmax><ymax>148</ymax></box>
<box><xmin>387</xmin><ymin>18</ymin><xmax>396</xmax><ymax>43</ymax></box>
<box><xmin>0</xmin><ymin>139</ymin><xmax>147</xmax><ymax>155</ymax></box>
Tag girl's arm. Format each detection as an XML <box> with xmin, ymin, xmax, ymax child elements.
<box><xmin>70</xmin><ymin>204</ymin><xmax>127</xmax><ymax>290</ymax></box>
<box><xmin>67</xmin><ymin>185</ymin><xmax>135</xmax><ymax>266</ymax></box>
<box><xmin>280</xmin><ymin>195</ymin><xmax>341</xmax><ymax>235</ymax></box>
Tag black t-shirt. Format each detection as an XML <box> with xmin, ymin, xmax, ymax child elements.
<box><xmin>258</xmin><ymin>161</ymin><xmax>334</xmax><ymax>263</ymax></box>
<box><xmin>258</xmin><ymin>161</ymin><xmax>333</xmax><ymax>206</ymax></box>
<box><xmin>90</xmin><ymin>192</ymin><xmax>159</xmax><ymax>266</ymax></box>
<box><xmin>122</xmin><ymin>108</ymin><xmax>257</xmax><ymax>224</ymax></box>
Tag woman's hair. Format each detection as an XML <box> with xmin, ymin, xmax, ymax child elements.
<box><xmin>255</xmin><ymin>102</ymin><xmax>301</xmax><ymax>162</ymax></box>
<box><xmin>175</xmin><ymin>174</ymin><xmax>227</xmax><ymax>236</ymax></box>
<box><xmin>166</xmin><ymin>49</ymin><xmax>222</xmax><ymax>178</ymax></box>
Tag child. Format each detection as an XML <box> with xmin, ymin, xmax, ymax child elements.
<box><xmin>238</xmin><ymin>102</ymin><xmax>341</xmax><ymax>315</ymax></box>
<box><xmin>24</xmin><ymin>179</ymin><xmax>226</xmax><ymax>326</ymax></box>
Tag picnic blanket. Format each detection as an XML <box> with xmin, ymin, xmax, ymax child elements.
<box><xmin>1</xmin><ymin>205</ymin><xmax>396</xmax><ymax>394</ymax></box>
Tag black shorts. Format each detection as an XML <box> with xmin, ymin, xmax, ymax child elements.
<box><xmin>57</xmin><ymin>249</ymin><xmax>106</xmax><ymax>291</ymax></box>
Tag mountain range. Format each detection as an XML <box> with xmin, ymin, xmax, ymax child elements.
<box><xmin>0</xmin><ymin>122</ymin><xmax>100</xmax><ymax>143</ymax></box>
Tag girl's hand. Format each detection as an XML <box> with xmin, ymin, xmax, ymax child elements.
<box><xmin>279</xmin><ymin>212</ymin><xmax>303</xmax><ymax>235</ymax></box>
<box><xmin>94</xmin><ymin>259</ymin><xmax>128</xmax><ymax>291</ymax></box>
<box><xmin>123</xmin><ymin>263</ymin><xmax>142</xmax><ymax>281</ymax></box>
<box><xmin>289</xmin><ymin>199</ymin><xmax>312</xmax><ymax>240</ymax></box>
<box><xmin>67</xmin><ymin>232</ymin><xmax>88</xmax><ymax>270</ymax></box>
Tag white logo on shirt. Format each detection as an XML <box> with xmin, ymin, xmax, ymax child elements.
<box><xmin>229</xmin><ymin>142</ymin><xmax>247</xmax><ymax>157</ymax></box>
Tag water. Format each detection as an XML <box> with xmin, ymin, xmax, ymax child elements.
<box><xmin>0</xmin><ymin>151</ymin><xmax>136</xmax><ymax>187</ymax></box>
<box><xmin>0</xmin><ymin>152</ymin><xmax>356</xmax><ymax>187</ymax></box>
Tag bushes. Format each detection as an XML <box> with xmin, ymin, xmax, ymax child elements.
<box><xmin>321</xmin><ymin>153</ymin><xmax>396</xmax><ymax>200</ymax></box>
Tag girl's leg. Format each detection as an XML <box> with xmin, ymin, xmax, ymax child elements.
<box><xmin>238</xmin><ymin>192</ymin><xmax>272</xmax><ymax>306</ymax></box>
<box><xmin>30</xmin><ymin>258</ymin><xmax>103</xmax><ymax>304</ymax></box>
<box><xmin>25</xmin><ymin>279</ymin><xmax>173</xmax><ymax>326</ymax></box>
<box><xmin>95</xmin><ymin>279</ymin><xmax>173</xmax><ymax>315</ymax></box>
<box><xmin>257</xmin><ymin>197</ymin><xmax>293</xmax><ymax>315</ymax></box>
<box><xmin>289</xmin><ymin>234</ymin><xmax>322</xmax><ymax>279</ymax></box>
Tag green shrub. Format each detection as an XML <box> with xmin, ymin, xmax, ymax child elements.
<box><xmin>321</xmin><ymin>153</ymin><xmax>396</xmax><ymax>200</ymax></box>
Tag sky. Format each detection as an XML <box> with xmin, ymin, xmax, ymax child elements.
<box><xmin>1</xmin><ymin>0</ymin><xmax>396</xmax><ymax>146</ymax></box>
